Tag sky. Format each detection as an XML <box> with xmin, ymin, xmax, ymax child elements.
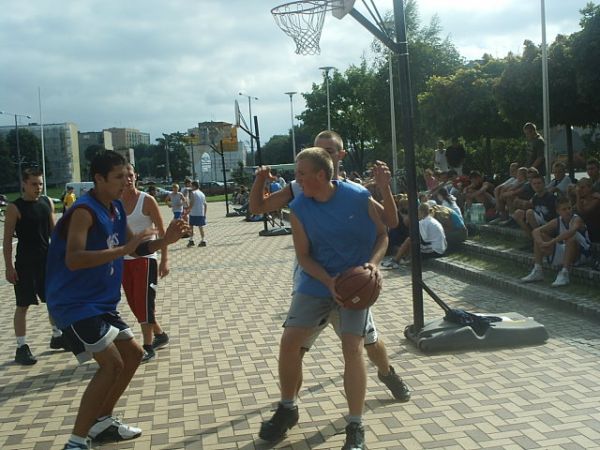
<box><xmin>0</xmin><ymin>0</ymin><xmax>592</xmax><ymax>147</ymax></box>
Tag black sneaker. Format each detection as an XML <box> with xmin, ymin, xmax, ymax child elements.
<box><xmin>342</xmin><ymin>422</ymin><xmax>365</xmax><ymax>450</ymax></box>
<box><xmin>186</xmin><ymin>240</ymin><xmax>195</xmax><ymax>248</ymax></box>
<box><xmin>15</xmin><ymin>344</ymin><xmax>37</xmax><ymax>365</ymax></box>
<box><xmin>50</xmin><ymin>335</ymin><xmax>71</xmax><ymax>351</ymax></box>
<box><xmin>378</xmin><ymin>366</ymin><xmax>411</xmax><ymax>402</ymax></box>
<box><xmin>152</xmin><ymin>332</ymin><xmax>169</xmax><ymax>350</ymax></box>
<box><xmin>141</xmin><ymin>345</ymin><xmax>156</xmax><ymax>363</ymax></box>
<box><xmin>259</xmin><ymin>403</ymin><xmax>299</xmax><ymax>442</ymax></box>
<box><xmin>198</xmin><ymin>240</ymin><xmax>207</xmax><ymax>247</ymax></box>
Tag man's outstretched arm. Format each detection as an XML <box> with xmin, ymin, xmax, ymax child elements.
<box><xmin>249</xmin><ymin>166</ymin><xmax>292</xmax><ymax>214</ymax></box>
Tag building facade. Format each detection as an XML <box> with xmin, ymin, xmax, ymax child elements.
<box><xmin>105</xmin><ymin>127</ymin><xmax>150</xmax><ymax>149</ymax></box>
<box><xmin>0</xmin><ymin>122</ymin><xmax>81</xmax><ymax>186</ymax></box>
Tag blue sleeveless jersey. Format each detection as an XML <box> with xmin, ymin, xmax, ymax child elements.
<box><xmin>46</xmin><ymin>192</ymin><xmax>128</xmax><ymax>328</ymax></box>
<box><xmin>290</xmin><ymin>180</ymin><xmax>376</xmax><ymax>297</ymax></box>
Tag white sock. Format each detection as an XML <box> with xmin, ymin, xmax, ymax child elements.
<box><xmin>533</xmin><ymin>264</ymin><xmax>542</xmax><ymax>271</ymax></box>
<box><xmin>52</xmin><ymin>326</ymin><xmax>62</xmax><ymax>337</ymax></box>
<box><xmin>68</xmin><ymin>434</ymin><xmax>88</xmax><ymax>445</ymax></box>
<box><xmin>560</xmin><ymin>267</ymin><xmax>569</xmax><ymax>274</ymax></box>
<box><xmin>16</xmin><ymin>336</ymin><xmax>26</xmax><ymax>347</ymax></box>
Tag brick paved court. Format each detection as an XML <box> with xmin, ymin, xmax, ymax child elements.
<box><xmin>1</xmin><ymin>202</ymin><xmax>600</xmax><ymax>450</ymax></box>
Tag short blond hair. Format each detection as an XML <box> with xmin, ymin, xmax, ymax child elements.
<box><xmin>296</xmin><ymin>147</ymin><xmax>334</xmax><ymax>180</ymax></box>
<box><xmin>314</xmin><ymin>130</ymin><xmax>343</xmax><ymax>152</ymax></box>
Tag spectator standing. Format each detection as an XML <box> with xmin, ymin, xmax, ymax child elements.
<box><xmin>187</xmin><ymin>181</ymin><xmax>207</xmax><ymax>247</ymax></box>
<box><xmin>445</xmin><ymin>138</ymin><xmax>466</xmax><ymax>175</ymax></box>
<box><xmin>3</xmin><ymin>168</ymin><xmax>64</xmax><ymax>366</ymax></box>
<box><xmin>433</xmin><ymin>140</ymin><xmax>449</xmax><ymax>172</ymax></box>
<box><xmin>166</xmin><ymin>183</ymin><xmax>187</xmax><ymax>220</ymax></box>
<box><xmin>512</xmin><ymin>173</ymin><xmax>557</xmax><ymax>238</ymax></box>
<box><xmin>523</xmin><ymin>122</ymin><xmax>546</xmax><ymax>176</ymax></box>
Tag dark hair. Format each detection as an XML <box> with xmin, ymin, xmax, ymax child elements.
<box><xmin>192</xmin><ymin>181</ymin><xmax>199</xmax><ymax>188</ymax></box>
<box><xmin>437</xmin><ymin>186</ymin><xmax>450</xmax><ymax>201</ymax></box>
<box><xmin>556</xmin><ymin>196</ymin><xmax>571</xmax><ymax>209</ymax></box>
<box><xmin>447</xmin><ymin>169</ymin><xmax>457</xmax><ymax>177</ymax></box>
<box><xmin>90</xmin><ymin>150</ymin><xmax>126</xmax><ymax>182</ymax></box>
<box><xmin>530</xmin><ymin>173</ymin><xmax>545</xmax><ymax>182</ymax></box>
<box><xmin>587</xmin><ymin>158</ymin><xmax>599</xmax><ymax>168</ymax></box>
<box><xmin>22</xmin><ymin>167</ymin><xmax>43</xmax><ymax>181</ymax></box>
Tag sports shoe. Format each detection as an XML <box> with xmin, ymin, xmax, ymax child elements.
<box><xmin>88</xmin><ymin>415</ymin><xmax>142</xmax><ymax>442</ymax></box>
<box><xmin>15</xmin><ymin>344</ymin><xmax>37</xmax><ymax>365</ymax></box>
<box><xmin>152</xmin><ymin>332</ymin><xmax>169</xmax><ymax>350</ymax></box>
<box><xmin>198</xmin><ymin>240</ymin><xmax>207</xmax><ymax>247</ymax></box>
<box><xmin>259</xmin><ymin>403</ymin><xmax>299</xmax><ymax>442</ymax></box>
<box><xmin>551</xmin><ymin>269</ymin><xmax>570</xmax><ymax>287</ymax></box>
<box><xmin>378</xmin><ymin>365</ymin><xmax>411</xmax><ymax>402</ymax></box>
<box><xmin>141</xmin><ymin>345</ymin><xmax>155</xmax><ymax>363</ymax></box>
<box><xmin>186</xmin><ymin>240</ymin><xmax>195</xmax><ymax>248</ymax></box>
<box><xmin>381</xmin><ymin>259</ymin><xmax>399</xmax><ymax>269</ymax></box>
<box><xmin>342</xmin><ymin>422</ymin><xmax>365</xmax><ymax>450</ymax></box>
<box><xmin>62</xmin><ymin>438</ymin><xmax>91</xmax><ymax>449</ymax></box>
<box><xmin>50</xmin><ymin>335</ymin><xmax>70</xmax><ymax>351</ymax></box>
<box><xmin>521</xmin><ymin>268</ymin><xmax>543</xmax><ymax>283</ymax></box>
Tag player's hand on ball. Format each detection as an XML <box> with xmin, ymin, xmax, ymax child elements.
<box><xmin>364</xmin><ymin>263</ymin><xmax>383</xmax><ymax>290</ymax></box>
<box><xmin>327</xmin><ymin>275</ymin><xmax>343</xmax><ymax>306</ymax></box>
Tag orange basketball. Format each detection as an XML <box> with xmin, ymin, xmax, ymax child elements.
<box><xmin>335</xmin><ymin>265</ymin><xmax>381</xmax><ymax>310</ymax></box>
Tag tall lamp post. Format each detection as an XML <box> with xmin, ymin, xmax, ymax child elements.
<box><xmin>238</xmin><ymin>92</ymin><xmax>258</xmax><ymax>165</ymax></box>
<box><xmin>318</xmin><ymin>66</ymin><xmax>335</xmax><ymax>130</ymax></box>
<box><xmin>1</xmin><ymin>111</ymin><xmax>32</xmax><ymax>188</ymax></box>
<box><xmin>540</xmin><ymin>0</ymin><xmax>551</xmax><ymax>182</ymax></box>
<box><xmin>162</xmin><ymin>133</ymin><xmax>171</xmax><ymax>182</ymax></box>
<box><xmin>284</xmin><ymin>91</ymin><xmax>297</xmax><ymax>160</ymax></box>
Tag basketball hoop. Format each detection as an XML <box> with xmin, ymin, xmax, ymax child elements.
<box><xmin>271</xmin><ymin>0</ymin><xmax>354</xmax><ymax>55</ymax></box>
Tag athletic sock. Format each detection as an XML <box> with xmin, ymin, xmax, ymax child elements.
<box><xmin>347</xmin><ymin>415</ymin><xmax>362</xmax><ymax>424</ymax></box>
<box><xmin>16</xmin><ymin>336</ymin><xmax>26</xmax><ymax>348</ymax></box>
<box><xmin>68</xmin><ymin>434</ymin><xmax>88</xmax><ymax>445</ymax></box>
<box><xmin>52</xmin><ymin>326</ymin><xmax>62</xmax><ymax>337</ymax></box>
<box><xmin>533</xmin><ymin>263</ymin><xmax>542</xmax><ymax>271</ymax></box>
<box><xmin>280</xmin><ymin>399</ymin><xmax>296</xmax><ymax>409</ymax></box>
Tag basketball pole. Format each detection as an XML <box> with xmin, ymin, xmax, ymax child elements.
<box><xmin>347</xmin><ymin>0</ymin><xmax>424</xmax><ymax>331</ymax></box>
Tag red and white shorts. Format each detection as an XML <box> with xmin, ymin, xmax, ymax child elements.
<box><xmin>122</xmin><ymin>257</ymin><xmax>158</xmax><ymax>324</ymax></box>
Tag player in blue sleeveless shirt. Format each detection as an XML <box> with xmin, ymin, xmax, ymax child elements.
<box><xmin>259</xmin><ymin>147</ymin><xmax>388</xmax><ymax>450</ymax></box>
<box><xmin>46</xmin><ymin>151</ymin><xmax>187</xmax><ymax>450</ymax></box>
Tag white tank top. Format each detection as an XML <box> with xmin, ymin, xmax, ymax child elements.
<box><xmin>124</xmin><ymin>191</ymin><xmax>157</xmax><ymax>260</ymax></box>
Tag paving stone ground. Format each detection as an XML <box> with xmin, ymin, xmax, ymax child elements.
<box><xmin>1</xmin><ymin>202</ymin><xmax>600</xmax><ymax>449</ymax></box>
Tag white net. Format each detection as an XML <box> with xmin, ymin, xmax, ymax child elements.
<box><xmin>271</xmin><ymin>1</ymin><xmax>330</xmax><ymax>55</ymax></box>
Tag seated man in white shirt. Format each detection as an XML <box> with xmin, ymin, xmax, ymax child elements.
<box><xmin>546</xmin><ymin>161</ymin><xmax>573</xmax><ymax>196</ymax></box>
<box><xmin>382</xmin><ymin>202</ymin><xmax>447</xmax><ymax>268</ymax></box>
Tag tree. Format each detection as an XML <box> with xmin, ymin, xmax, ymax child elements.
<box><xmin>0</xmin><ymin>134</ymin><xmax>14</xmax><ymax>190</ymax></box>
<box><xmin>156</xmin><ymin>133</ymin><xmax>191</xmax><ymax>182</ymax></box>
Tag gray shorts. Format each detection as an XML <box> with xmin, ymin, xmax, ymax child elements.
<box><xmin>284</xmin><ymin>292</ymin><xmax>369</xmax><ymax>339</ymax></box>
<box><xmin>302</xmin><ymin>307</ymin><xmax>378</xmax><ymax>351</ymax></box>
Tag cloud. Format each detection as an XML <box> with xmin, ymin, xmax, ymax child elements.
<box><xmin>0</xmin><ymin>0</ymin><xmax>592</xmax><ymax>149</ymax></box>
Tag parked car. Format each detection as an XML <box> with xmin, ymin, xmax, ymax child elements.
<box><xmin>200</xmin><ymin>181</ymin><xmax>235</xmax><ymax>196</ymax></box>
<box><xmin>146</xmin><ymin>186</ymin><xmax>170</xmax><ymax>203</ymax></box>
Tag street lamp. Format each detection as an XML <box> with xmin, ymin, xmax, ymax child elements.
<box><xmin>0</xmin><ymin>111</ymin><xmax>32</xmax><ymax>188</ymax></box>
<box><xmin>238</xmin><ymin>92</ymin><xmax>259</xmax><ymax>165</ymax></box>
<box><xmin>162</xmin><ymin>133</ymin><xmax>171</xmax><ymax>182</ymax></box>
<box><xmin>284</xmin><ymin>92</ymin><xmax>297</xmax><ymax>160</ymax></box>
<box><xmin>318</xmin><ymin>66</ymin><xmax>336</xmax><ymax>130</ymax></box>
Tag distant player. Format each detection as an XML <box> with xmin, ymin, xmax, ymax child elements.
<box><xmin>187</xmin><ymin>181</ymin><xmax>208</xmax><ymax>247</ymax></box>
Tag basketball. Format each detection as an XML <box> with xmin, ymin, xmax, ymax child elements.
<box><xmin>335</xmin><ymin>265</ymin><xmax>381</xmax><ymax>310</ymax></box>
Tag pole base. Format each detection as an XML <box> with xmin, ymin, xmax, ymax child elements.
<box><xmin>404</xmin><ymin>312</ymin><xmax>548</xmax><ymax>353</ymax></box>
<box><xmin>259</xmin><ymin>226</ymin><xmax>292</xmax><ymax>237</ymax></box>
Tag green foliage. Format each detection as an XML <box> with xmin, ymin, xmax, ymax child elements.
<box><xmin>231</xmin><ymin>161</ymin><xmax>251</xmax><ymax>187</ymax></box>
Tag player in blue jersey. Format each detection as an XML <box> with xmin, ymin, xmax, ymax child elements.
<box><xmin>258</xmin><ymin>147</ymin><xmax>388</xmax><ymax>450</ymax></box>
<box><xmin>46</xmin><ymin>151</ymin><xmax>187</xmax><ymax>450</ymax></box>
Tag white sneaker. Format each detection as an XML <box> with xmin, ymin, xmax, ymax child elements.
<box><xmin>89</xmin><ymin>415</ymin><xmax>142</xmax><ymax>442</ymax></box>
<box><xmin>381</xmin><ymin>259</ymin><xmax>398</xmax><ymax>268</ymax></box>
<box><xmin>551</xmin><ymin>270</ymin><xmax>570</xmax><ymax>287</ymax></box>
<box><xmin>521</xmin><ymin>268</ymin><xmax>543</xmax><ymax>283</ymax></box>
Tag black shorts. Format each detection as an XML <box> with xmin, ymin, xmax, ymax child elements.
<box><xmin>14</xmin><ymin>259</ymin><xmax>46</xmax><ymax>307</ymax></box>
<box><xmin>61</xmin><ymin>312</ymin><xmax>134</xmax><ymax>364</ymax></box>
